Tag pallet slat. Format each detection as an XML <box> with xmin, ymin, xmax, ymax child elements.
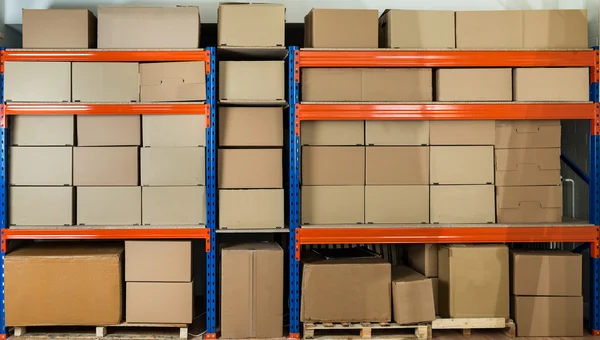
<box><xmin>12</xmin><ymin>323</ymin><xmax>189</xmax><ymax>339</ymax></box>
<box><xmin>304</xmin><ymin>321</ymin><xmax>430</xmax><ymax>339</ymax></box>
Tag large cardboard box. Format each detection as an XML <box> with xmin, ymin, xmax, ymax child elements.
<box><xmin>4</xmin><ymin>62</ymin><xmax>70</xmax><ymax>102</ymax></box>
<box><xmin>141</xmin><ymin>147</ymin><xmax>205</xmax><ymax>186</ymax></box>
<box><xmin>514</xmin><ymin>68</ymin><xmax>589</xmax><ymax>102</ymax></box>
<box><xmin>302</xmin><ymin>186</ymin><xmax>364</xmax><ymax>225</ymax></box>
<box><xmin>301</xmin><ymin>121</ymin><xmax>365</xmax><ymax>146</ymax></box>
<box><xmin>379</xmin><ymin>10</ymin><xmax>454</xmax><ymax>48</ymax></box>
<box><xmin>366</xmin><ymin>147</ymin><xmax>428</xmax><ymax>185</ymax></box>
<box><xmin>218</xmin><ymin>3</ymin><xmax>285</xmax><ymax>47</ymax></box>
<box><xmin>140</xmin><ymin>62</ymin><xmax>206</xmax><ymax>102</ymax></box>
<box><xmin>98</xmin><ymin>6</ymin><xmax>200</xmax><ymax>48</ymax></box>
<box><xmin>456</xmin><ymin>11</ymin><xmax>523</xmax><ymax>48</ymax></box>
<box><xmin>219</xmin><ymin>61</ymin><xmax>285</xmax><ymax>104</ymax></box>
<box><xmin>23</xmin><ymin>9</ymin><xmax>96</xmax><ymax>48</ymax></box>
<box><xmin>392</xmin><ymin>266</ymin><xmax>436</xmax><ymax>325</ymax></box>
<box><xmin>365</xmin><ymin>186</ymin><xmax>428</xmax><ymax>224</ymax></box>
<box><xmin>430</xmin><ymin>146</ymin><xmax>494</xmax><ymax>185</ymax></box>
<box><xmin>11</xmin><ymin>116</ymin><xmax>74</xmax><ymax>146</ymax></box>
<box><xmin>430</xmin><ymin>185</ymin><xmax>495</xmax><ymax>223</ymax></box>
<box><xmin>77</xmin><ymin>187</ymin><xmax>141</xmax><ymax>226</ymax></box>
<box><xmin>73</xmin><ymin>147</ymin><xmax>138</xmax><ymax>186</ymax></box>
<box><xmin>218</xmin><ymin>149</ymin><xmax>282</xmax><ymax>189</ymax></box>
<box><xmin>366</xmin><ymin>121</ymin><xmax>429</xmax><ymax>146</ymax></box>
<box><xmin>305</xmin><ymin>9</ymin><xmax>377</xmax><ymax>48</ymax></box>
<box><xmin>430</xmin><ymin>121</ymin><xmax>495</xmax><ymax>146</ymax></box>
<box><xmin>142</xmin><ymin>186</ymin><xmax>205</xmax><ymax>225</ymax></box>
<box><xmin>432</xmin><ymin>278</ymin><xmax>439</xmax><ymax>314</ymax></box>
<box><xmin>513</xmin><ymin>296</ymin><xmax>583</xmax><ymax>336</ymax></box>
<box><xmin>523</xmin><ymin>10</ymin><xmax>588</xmax><ymax>49</ymax></box>
<box><xmin>77</xmin><ymin>115</ymin><xmax>140</xmax><ymax>146</ymax></box>
<box><xmin>126</xmin><ymin>282</ymin><xmax>193</xmax><ymax>323</ymax></box>
<box><xmin>221</xmin><ymin>243</ymin><xmax>283</xmax><ymax>338</ymax></box>
<box><xmin>302</xmin><ymin>146</ymin><xmax>365</xmax><ymax>186</ymax></box>
<box><xmin>497</xmin><ymin>186</ymin><xmax>562</xmax><ymax>223</ymax></box>
<box><xmin>219</xmin><ymin>107</ymin><xmax>283</xmax><ymax>147</ymax></box>
<box><xmin>142</xmin><ymin>115</ymin><xmax>206</xmax><ymax>147</ymax></box>
<box><xmin>9</xmin><ymin>187</ymin><xmax>73</xmax><ymax>226</ymax></box>
<box><xmin>511</xmin><ymin>250</ymin><xmax>581</xmax><ymax>296</ymax></box>
<box><xmin>72</xmin><ymin>62</ymin><xmax>139</xmax><ymax>103</ymax></box>
<box><xmin>436</xmin><ymin>69</ymin><xmax>512</xmax><ymax>101</ymax></box>
<box><xmin>496</xmin><ymin>120</ymin><xmax>561</xmax><ymax>149</ymax></box>
<box><xmin>126</xmin><ymin>241</ymin><xmax>191</xmax><ymax>282</ymax></box>
<box><xmin>219</xmin><ymin>189</ymin><xmax>284</xmax><ymax>229</ymax></box>
<box><xmin>406</xmin><ymin>244</ymin><xmax>438</xmax><ymax>277</ymax></box>
<box><xmin>439</xmin><ymin>244</ymin><xmax>509</xmax><ymax>318</ymax></box>
<box><xmin>301</xmin><ymin>257</ymin><xmax>391</xmax><ymax>322</ymax></box>
<box><xmin>10</xmin><ymin>147</ymin><xmax>72</xmax><ymax>186</ymax></box>
<box><xmin>495</xmin><ymin>148</ymin><xmax>560</xmax><ymax>186</ymax></box>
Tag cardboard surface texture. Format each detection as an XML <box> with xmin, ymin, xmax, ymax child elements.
<box><xmin>495</xmin><ymin>148</ymin><xmax>560</xmax><ymax>186</ymax></box>
<box><xmin>392</xmin><ymin>266</ymin><xmax>436</xmax><ymax>324</ymax></box>
<box><xmin>513</xmin><ymin>296</ymin><xmax>583</xmax><ymax>336</ymax></box>
<box><xmin>77</xmin><ymin>115</ymin><xmax>140</xmax><ymax>146</ymax></box>
<box><xmin>432</xmin><ymin>278</ymin><xmax>439</xmax><ymax>314</ymax></box>
<box><xmin>523</xmin><ymin>10</ymin><xmax>588</xmax><ymax>48</ymax></box>
<box><xmin>126</xmin><ymin>241</ymin><xmax>191</xmax><ymax>282</ymax></box>
<box><xmin>365</xmin><ymin>186</ymin><xmax>429</xmax><ymax>224</ymax></box>
<box><xmin>72</xmin><ymin>62</ymin><xmax>139</xmax><ymax>102</ymax></box>
<box><xmin>406</xmin><ymin>244</ymin><xmax>438</xmax><ymax>277</ymax></box>
<box><xmin>430</xmin><ymin>185</ymin><xmax>495</xmax><ymax>223</ymax></box>
<box><xmin>302</xmin><ymin>146</ymin><xmax>365</xmax><ymax>186</ymax></box>
<box><xmin>496</xmin><ymin>120</ymin><xmax>561</xmax><ymax>149</ymax></box>
<box><xmin>366</xmin><ymin>147</ymin><xmax>429</xmax><ymax>185</ymax></box>
<box><xmin>10</xmin><ymin>147</ymin><xmax>72</xmax><ymax>186</ymax></box>
<box><xmin>11</xmin><ymin>115</ymin><xmax>74</xmax><ymax>146</ymax></box>
<box><xmin>497</xmin><ymin>186</ymin><xmax>562</xmax><ymax>223</ymax></box>
<box><xmin>126</xmin><ymin>282</ymin><xmax>193</xmax><ymax>324</ymax></box>
<box><xmin>73</xmin><ymin>147</ymin><xmax>138</xmax><ymax>186</ymax></box>
<box><xmin>77</xmin><ymin>187</ymin><xmax>141</xmax><ymax>226</ymax></box>
<box><xmin>218</xmin><ymin>3</ymin><xmax>285</xmax><ymax>47</ymax></box>
<box><xmin>305</xmin><ymin>9</ymin><xmax>378</xmax><ymax>48</ymax></box>
<box><xmin>435</xmin><ymin>69</ymin><xmax>512</xmax><ymax>101</ymax></box>
<box><xmin>142</xmin><ymin>115</ymin><xmax>206</xmax><ymax>147</ymax></box>
<box><xmin>9</xmin><ymin>187</ymin><xmax>73</xmax><ymax>226</ymax></box>
<box><xmin>513</xmin><ymin>68</ymin><xmax>589</xmax><ymax>102</ymax></box>
<box><xmin>23</xmin><ymin>9</ymin><xmax>96</xmax><ymax>48</ymax></box>
<box><xmin>219</xmin><ymin>61</ymin><xmax>285</xmax><ymax>103</ymax></box>
<box><xmin>430</xmin><ymin>146</ymin><xmax>494</xmax><ymax>185</ymax></box>
<box><xmin>219</xmin><ymin>107</ymin><xmax>283</xmax><ymax>147</ymax></box>
<box><xmin>366</xmin><ymin>121</ymin><xmax>429</xmax><ymax>146</ymax></box>
<box><xmin>141</xmin><ymin>147</ymin><xmax>205</xmax><ymax>186</ymax></box>
<box><xmin>456</xmin><ymin>11</ymin><xmax>523</xmax><ymax>48</ymax></box>
<box><xmin>511</xmin><ymin>250</ymin><xmax>581</xmax><ymax>296</ymax></box>
<box><xmin>301</xmin><ymin>121</ymin><xmax>365</xmax><ymax>146</ymax></box>
<box><xmin>379</xmin><ymin>10</ymin><xmax>455</xmax><ymax>48</ymax></box>
<box><xmin>302</xmin><ymin>186</ymin><xmax>364</xmax><ymax>225</ymax></box>
<box><xmin>142</xmin><ymin>186</ymin><xmax>205</xmax><ymax>225</ymax></box>
<box><xmin>140</xmin><ymin>62</ymin><xmax>206</xmax><ymax>102</ymax></box>
<box><xmin>4</xmin><ymin>62</ymin><xmax>71</xmax><ymax>102</ymax></box>
<box><xmin>219</xmin><ymin>189</ymin><xmax>284</xmax><ymax>229</ymax></box>
<box><xmin>430</xmin><ymin>121</ymin><xmax>495</xmax><ymax>146</ymax></box>
<box><xmin>218</xmin><ymin>149</ymin><xmax>282</xmax><ymax>189</ymax></box>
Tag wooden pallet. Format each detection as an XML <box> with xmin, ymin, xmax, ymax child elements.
<box><xmin>303</xmin><ymin>321</ymin><xmax>431</xmax><ymax>340</ymax></box>
<box><xmin>431</xmin><ymin>317</ymin><xmax>515</xmax><ymax>337</ymax></box>
<box><xmin>12</xmin><ymin>322</ymin><xmax>189</xmax><ymax>339</ymax></box>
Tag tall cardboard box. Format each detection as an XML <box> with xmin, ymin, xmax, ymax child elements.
<box><xmin>302</xmin><ymin>186</ymin><xmax>364</xmax><ymax>225</ymax></box>
<box><xmin>379</xmin><ymin>10</ymin><xmax>455</xmax><ymax>48</ymax></box>
<box><xmin>495</xmin><ymin>120</ymin><xmax>561</xmax><ymax>149</ymax></box>
<box><xmin>142</xmin><ymin>115</ymin><xmax>206</xmax><ymax>147</ymax></box>
<box><xmin>301</xmin><ymin>121</ymin><xmax>365</xmax><ymax>146</ymax></box>
<box><xmin>365</xmin><ymin>186</ymin><xmax>429</xmax><ymax>224</ymax></box>
<box><xmin>142</xmin><ymin>186</ymin><xmax>205</xmax><ymax>225</ymax></box>
<box><xmin>218</xmin><ymin>149</ymin><xmax>282</xmax><ymax>189</ymax></box>
<box><xmin>305</xmin><ymin>9</ymin><xmax>378</xmax><ymax>48</ymax></box>
<box><xmin>219</xmin><ymin>61</ymin><xmax>285</xmax><ymax>104</ymax></box>
<box><xmin>406</xmin><ymin>244</ymin><xmax>438</xmax><ymax>277</ymax></box>
<box><xmin>4</xmin><ymin>62</ymin><xmax>71</xmax><ymax>102</ymax></box>
<box><xmin>10</xmin><ymin>147</ymin><xmax>72</xmax><ymax>186</ymax></box>
<box><xmin>77</xmin><ymin>187</ymin><xmax>141</xmax><ymax>226</ymax></box>
<box><xmin>77</xmin><ymin>115</ymin><xmax>141</xmax><ymax>146</ymax></box>
<box><xmin>366</xmin><ymin>121</ymin><xmax>429</xmax><ymax>146</ymax></box>
<box><xmin>9</xmin><ymin>187</ymin><xmax>73</xmax><ymax>226</ymax></box>
<box><xmin>140</xmin><ymin>62</ymin><xmax>206</xmax><ymax>102</ymax></box>
<box><xmin>513</xmin><ymin>296</ymin><xmax>583</xmax><ymax>336</ymax></box>
<box><xmin>455</xmin><ymin>11</ymin><xmax>523</xmax><ymax>48</ymax></box>
<box><xmin>430</xmin><ymin>121</ymin><xmax>495</xmax><ymax>146</ymax></box>
<box><xmin>73</xmin><ymin>147</ymin><xmax>138</xmax><ymax>186</ymax></box>
<box><xmin>72</xmin><ymin>62</ymin><xmax>139</xmax><ymax>103</ymax></box>
<box><xmin>219</xmin><ymin>189</ymin><xmax>284</xmax><ymax>229</ymax></box>
<box><xmin>430</xmin><ymin>146</ymin><xmax>494</xmax><ymax>185</ymax></box>
<box><xmin>430</xmin><ymin>185</ymin><xmax>495</xmax><ymax>223</ymax></box>
<box><xmin>495</xmin><ymin>148</ymin><xmax>560</xmax><ymax>186</ymax></box>
<box><xmin>126</xmin><ymin>282</ymin><xmax>193</xmax><ymax>323</ymax></box>
<box><xmin>513</xmin><ymin>68</ymin><xmax>589</xmax><ymax>102</ymax></box>
<box><xmin>391</xmin><ymin>266</ymin><xmax>436</xmax><ymax>324</ymax></box>
<box><xmin>141</xmin><ymin>147</ymin><xmax>205</xmax><ymax>186</ymax></box>
<box><xmin>219</xmin><ymin>107</ymin><xmax>283</xmax><ymax>147</ymax></box>
<box><xmin>497</xmin><ymin>186</ymin><xmax>562</xmax><ymax>223</ymax></box>
<box><xmin>221</xmin><ymin>243</ymin><xmax>283</xmax><ymax>338</ymax></box>
<box><xmin>511</xmin><ymin>250</ymin><xmax>581</xmax><ymax>296</ymax></box>
<box><xmin>366</xmin><ymin>147</ymin><xmax>429</xmax><ymax>185</ymax></box>
<box><xmin>218</xmin><ymin>3</ymin><xmax>285</xmax><ymax>47</ymax></box>
<box><xmin>126</xmin><ymin>241</ymin><xmax>192</xmax><ymax>282</ymax></box>
<box><xmin>11</xmin><ymin>116</ymin><xmax>74</xmax><ymax>146</ymax></box>
<box><xmin>435</xmin><ymin>69</ymin><xmax>512</xmax><ymax>101</ymax></box>
<box><xmin>23</xmin><ymin>9</ymin><xmax>97</xmax><ymax>48</ymax></box>
<box><xmin>302</xmin><ymin>146</ymin><xmax>365</xmax><ymax>186</ymax></box>
<box><xmin>523</xmin><ymin>10</ymin><xmax>588</xmax><ymax>49</ymax></box>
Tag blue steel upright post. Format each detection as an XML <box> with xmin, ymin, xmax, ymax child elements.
<box><xmin>590</xmin><ymin>46</ymin><xmax>600</xmax><ymax>336</ymax></box>
<box><xmin>0</xmin><ymin>47</ymin><xmax>6</xmax><ymax>340</ymax></box>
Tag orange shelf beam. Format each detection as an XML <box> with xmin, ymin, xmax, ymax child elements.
<box><xmin>4</xmin><ymin>103</ymin><xmax>209</xmax><ymax>115</ymax></box>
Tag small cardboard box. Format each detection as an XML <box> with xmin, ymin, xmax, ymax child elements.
<box><xmin>140</xmin><ymin>62</ymin><xmax>206</xmax><ymax>102</ymax></box>
<box><xmin>219</xmin><ymin>189</ymin><xmax>284</xmax><ymax>229</ymax></box>
<box><xmin>218</xmin><ymin>3</ymin><xmax>285</xmax><ymax>47</ymax></box>
<box><xmin>218</xmin><ymin>149</ymin><xmax>282</xmax><ymax>189</ymax></box>
<box><xmin>4</xmin><ymin>62</ymin><xmax>71</xmax><ymax>102</ymax></box>
<box><xmin>9</xmin><ymin>187</ymin><xmax>73</xmax><ymax>226</ymax></box>
<box><xmin>219</xmin><ymin>107</ymin><xmax>283</xmax><ymax>147</ymax></box>
<box><xmin>141</xmin><ymin>147</ymin><xmax>205</xmax><ymax>186</ymax></box>
<box><xmin>435</xmin><ymin>69</ymin><xmax>513</xmax><ymax>101</ymax></box>
<box><xmin>523</xmin><ymin>10</ymin><xmax>588</xmax><ymax>49</ymax></box>
<box><xmin>495</xmin><ymin>148</ymin><xmax>560</xmax><ymax>186</ymax></box>
<box><xmin>302</xmin><ymin>146</ymin><xmax>365</xmax><ymax>186</ymax></box>
<box><xmin>142</xmin><ymin>186</ymin><xmax>205</xmax><ymax>225</ymax></box>
<box><xmin>366</xmin><ymin>146</ymin><xmax>429</xmax><ymax>185</ymax></box>
<box><xmin>73</xmin><ymin>147</ymin><xmax>138</xmax><ymax>186</ymax></box>
<box><xmin>77</xmin><ymin>115</ymin><xmax>140</xmax><ymax>146</ymax></box>
<box><xmin>10</xmin><ymin>147</ymin><xmax>72</xmax><ymax>186</ymax></box>
<box><xmin>406</xmin><ymin>244</ymin><xmax>438</xmax><ymax>277</ymax></box>
<box><xmin>379</xmin><ymin>10</ymin><xmax>455</xmax><ymax>48</ymax></box>
<box><xmin>392</xmin><ymin>266</ymin><xmax>436</xmax><ymax>325</ymax></box>
<box><xmin>219</xmin><ymin>61</ymin><xmax>285</xmax><ymax>104</ymax></box>
<box><xmin>514</xmin><ymin>68</ymin><xmax>589</xmax><ymax>102</ymax></box>
<box><xmin>430</xmin><ymin>146</ymin><xmax>494</xmax><ymax>185</ymax></box>
<box><xmin>72</xmin><ymin>62</ymin><xmax>139</xmax><ymax>103</ymax></box>
<box><xmin>142</xmin><ymin>115</ymin><xmax>206</xmax><ymax>147</ymax></box>
<box><xmin>365</xmin><ymin>185</ymin><xmax>429</xmax><ymax>224</ymax></box>
<box><xmin>301</xmin><ymin>121</ymin><xmax>364</xmax><ymax>146</ymax></box>
<box><xmin>11</xmin><ymin>116</ymin><xmax>74</xmax><ymax>146</ymax></box>
<box><xmin>126</xmin><ymin>241</ymin><xmax>191</xmax><ymax>282</ymax></box>
<box><xmin>23</xmin><ymin>9</ymin><xmax>96</xmax><ymax>48</ymax></box>
<box><xmin>497</xmin><ymin>186</ymin><xmax>562</xmax><ymax>223</ymax></box>
<box><xmin>513</xmin><ymin>296</ymin><xmax>583</xmax><ymax>337</ymax></box>
<box><xmin>430</xmin><ymin>121</ymin><xmax>495</xmax><ymax>146</ymax></box>
<box><xmin>366</xmin><ymin>121</ymin><xmax>429</xmax><ymax>146</ymax></box>
<box><xmin>456</xmin><ymin>11</ymin><xmax>523</xmax><ymax>48</ymax></box>
<box><xmin>126</xmin><ymin>282</ymin><xmax>193</xmax><ymax>324</ymax></box>
<box><xmin>431</xmin><ymin>185</ymin><xmax>495</xmax><ymax>223</ymax></box>
<box><xmin>77</xmin><ymin>187</ymin><xmax>141</xmax><ymax>226</ymax></box>
<box><xmin>221</xmin><ymin>243</ymin><xmax>283</xmax><ymax>338</ymax></box>
<box><xmin>496</xmin><ymin>120</ymin><xmax>561</xmax><ymax>149</ymax></box>
<box><xmin>305</xmin><ymin>9</ymin><xmax>378</xmax><ymax>48</ymax></box>
<box><xmin>511</xmin><ymin>250</ymin><xmax>581</xmax><ymax>296</ymax></box>
<box><xmin>302</xmin><ymin>186</ymin><xmax>364</xmax><ymax>225</ymax></box>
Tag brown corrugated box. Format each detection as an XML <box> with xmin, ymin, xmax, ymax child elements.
<box><xmin>406</xmin><ymin>244</ymin><xmax>438</xmax><ymax>277</ymax></box>
<box><xmin>365</xmin><ymin>186</ymin><xmax>429</xmax><ymax>224</ymax></box>
<box><xmin>221</xmin><ymin>243</ymin><xmax>283</xmax><ymax>338</ymax></box>
<box><xmin>4</xmin><ymin>62</ymin><xmax>71</xmax><ymax>102</ymax></box>
<box><xmin>219</xmin><ymin>107</ymin><xmax>283</xmax><ymax>147</ymax></box>
<box><xmin>11</xmin><ymin>116</ymin><xmax>74</xmax><ymax>146</ymax></box>
<box><xmin>513</xmin><ymin>68</ymin><xmax>589</xmax><ymax>102</ymax></box>
<box><xmin>142</xmin><ymin>186</ymin><xmax>205</xmax><ymax>225</ymax></box>
<box><xmin>126</xmin><ymin>241</ymin><xmax>191</xmax><ymax>282</ymax></box>
<box><xmin>218</xmin><ymin>3</ymin><xmax>285</xmax><ymax>47</ymax></box>
<box><xmin>513</xmin><ymin>296</ymin><xmax>583</xmax><ymax>336</ymax></box>
<box><xmin>430</xmin><ymin>146</ymin><xmax>494</xmax><ymax>185</ymax></box>
<box><xmin>5</xmin><ymin>243</ymin><xmax>123</xmax><ymax>326</ymax></box>
<box><xmin>72</xmin><ymin>62</ymin><xmax>139</xmax><ymax>102</ymax></box>
<box><xmin>439</xmin><ymin>244</ymin><xmax>509</xmax><ymax>318</ymax></box>
<box><xmin>302</xmin><ymin>146</ymin><xmax>365</xmax><ymax>186</ymax></box>
<box><xmin>523</xmin><ymin>10</ymin><xmax>588</xmax><ymax>49</ymax></box>
<box><xmin>77</xmin><ymin>115</ymin><xmax>140</xmax><ymax>146</ymax></box>
<box><xmin>219</xmin><ymin>189</ymin><xmax>284</xmax><ymax>229</ymax></box>
<box><xmin>511</xmin><ymin>250</ymin><xmax>581</xmax><ymax>296</ymax></box>
<box><xmin>366</xmin><ymin>121</ymin><xmax>429</xmax><ymax>146</ymax></box>
<box><xmin>456</xmin><ymin>11</ymin><xmax>523</xmax><ymax>48</ymax></box>
<box><xmin>10</xmin><ymin>147</ymin><xmax>72</xmax><ymax>185</ymax></box>
<box><xmin>495</xmin><ymin>148</ymin><xmax>560</xmax><ymax>186</ymax></box>
<box><xmin>430</xmin><ymin>121</ymin><xmax>495</xmax><ymax>146</ymax></box>
<box><xmin>430</xmin><ymin>185</ymin><xmax>495</xmax><ymax>223</ymax></box>
<box><xmin>219</xmin><ymin>61</ymin><xmax>285</xmax><ymax>104</ymax></box>
<box><xmin>432</xmin><ymin>277</ymin><xmax>439</xmax><ymax>314</ymax></box>
<box><xmin>142</xmin><ymin>115</ymin><xmax>206</xmax><ymax>147</ymax></box>
<box><xmin>367</xmin><ymin>147</ymin><xmax>429</xmax><ymax>185</ymax></box>
<box><xmin>301</xmin><ymin>121</ymin><xmax>365</xmax><ymax>146</ymax></box>
<box><xmin>23</xmin><ymin>9</ymin><xmax>96</xmax><ymax>48</ymax></box>
<box><xmin>73</xmin><ymin>147</ymin><xmax>138</xmax><ymax>186</ymax></box>
<box><xmin>77</xmin><ymin>187</ymin><xmax>141</xmax><ymax>226</ymax></box>
<box><xmin>497</xmin><ymin>186</ymin><xmax>562</xmax><ymax>223</ymax></box>
<box><xmin>302</xmin><ymin>186</ymin><xmax>364</xmax><ymax>225</ymax></box>
<box><xmin>9</xmin><ymin>187</ymin><xmax>73</xmax><ymax>226</ymax></box>
<box><xmin>435</xmin><ymin>69</ymin><xmax>512</xmax><ymax>101</ymax></box>
<box><xmin>141</xmin><ymin>147</ymin><xmax>205</xmax><ymax>186</ymax></box>
<box><xmin>218</xmin><ymin>149</ymin><xmax>282</xmax><ymax>189</ymax></box>
<box><xmin>392</xmin><ymin>266</ymin><xmax>436</xmax><ymax>325</ymax></box>
<box><xmin>496</xmin><ymin>120</ymin><xmax>561</xmax><ymax>149</ymax></box>
<box><xmin>126</xmin><ymin>282</ymin><xmax>193</xmax><ymax>323</ymax></box>
<box><xmin>379</xmin><ymin>10</ymin><xmax>455</xmax><ymax>48</ymax></box>
<box><xmin>140</xmin><ymin>62</ymin><xmax>206</xmax><ymax>102</ymax></box>
<box><xmin>305</xmin><ymin>9</ymin><xmax>378</xmax><ymax>48</ymax></box>
<box><xmin>98</xmin><ymin>6</ymin><xmax>200</xmax><ymax>48</ymax></box>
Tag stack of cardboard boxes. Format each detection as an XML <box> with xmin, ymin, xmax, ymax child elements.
<box><xmin>406</xmin><ymin>244</ymin><xmax>439</xmax><ymax>314</ymax></box>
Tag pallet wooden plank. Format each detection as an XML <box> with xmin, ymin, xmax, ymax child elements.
<box><xmin>303</xmin><ymin>321</ymin><xmax>431</xmax><ymax>340</ymax></box>
<box><xmin>431</xmin><ymin>317</ymin><xmax>507</xmax><ymax>329</ymax></box>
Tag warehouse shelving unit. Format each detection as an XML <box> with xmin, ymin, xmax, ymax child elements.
<box><xmin>287</xmin><ymin>47</ymin><xmax>600</xmax><ymax>337</ymax></box>
<box><xmin>0</xmin><ymin>48</ymin><xmax>218</xmax><ymax>340</ymax></box>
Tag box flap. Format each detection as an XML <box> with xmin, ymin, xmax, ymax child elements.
<box><xmin>497</xmin><ymin>186</ymin><xmax>562</xmax><ymax>209</ymax></box>
<box><xmin>495</xmin><ymin>148</ymin><xmax>560</xmax><ymax>171</ymax></box>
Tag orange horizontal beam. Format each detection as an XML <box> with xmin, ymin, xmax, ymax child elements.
<box><xmin>4</xmin><ymin>103</ymin><xmax>209</xmax><ymax>115</ymax></box>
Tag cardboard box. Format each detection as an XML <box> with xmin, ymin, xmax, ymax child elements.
<box><xmin>305</xmin><ymin>9</ymin><xmax>378</xmax><ymax>48</ymax></box>
<box><xmin>301</xmin><ymin>121</ymin><xmax>364</xmax><ymax>146</ymax></box>
<box><xmin>73</xmin><ymin>147</ymin><xmax>138</xmax><ymax>186</ymax></box>
<box><xmin>430</xmin><ymin>121</ymin><xmax>495</xmax><ymax>146</ymax></box>
<box><xmin>439</xmin><ymin>244</ymin><xmax>509</xmax><ymax>318</ymax></box>
<box><xmin>126</xmin><ymin>282</ymin><xmax>193</xmax><ymax>324</ymax></box>
<box><xmin>435</xmin><ymin>69</ymin><xmax>512</xmax><ymax>101</ymax></box>
<box><xmin>126</xmin><ymin>241</ymin><xmax>191</xmax><ymax>282</ymax></box>
<box><xmin>141</xmin><ymin>147</ymin><xmax>205</xmax><ymax>186</ymax></box>
<box><xmin>221</xmin><ymin>243</ymin><xmax>283</xmax><ymax>338</ymax></box>
<box><xmin>77</xmin><ymin>115</ymin><xmax>140</xmax><ymax>146</ymax></box>
<box><xmin>431</xmin><ymin>185</ymin><xmax>495</xmax><ymax>223</ymax></box>
<box><xmin>456</xmin><ymin>11</ymin><xmax>523</xmax><ymax>48</ymax></box>
<box><xmin>366</xmin><ymin>147</ymin><xmax>429</xmax><ymax>185</ymax></box>
<box><xmin>302</xmin><ymin>146</ymin><xmax>365</xmax><ymax>186</ymax></box>
<box><xmin>23</xmin><ymin>9</ymin><xmax>96</xmax><ymax>48</ymax></box>
<box><xmin>496</xmin><ymin>120</ymin><xmax>561</xmax><ymax>149</ymax></box>
<box><xmin>77</xmin><ymin>187</ymin><xmax>141</xmax><ymax>226</ymax></box>
<box><xmin>302</xmin><ymin>186</ymin><xmax>364</xmax><ymax>225</ymax></box>
<box><xmin>72</xmin><ymin>62</ymin><xmax>139</xmax><ymax>103</ymax></box>
<box><xmin>142</xmin><ymin>115</ymin><xmax>206</xmax><ymax>147</ymax></box>
<box><xmin>98</xmin><ymin>6</ymin><xmax>200</xmax><ymax>48</ymax></box>
<box><xmin>392</xmin><ymin>266</ymin><xmax>436</xmax><ymax>325</ymax></box>
<box><xmin>365</xmin><ymin>186</ymin><xmax>429</xmax><ymax>224</ymax></box>
<box><xmin>4</xmin><ymin>62</ymin><xmax>70</xmax><ymax>102</ymax></box>
<box><xmin>219</xmin><ymin>107</ymin><xmax>283</xmax><ymax>147</ymax></box>
<box><xmin>5</xmin><ymin>243</ymin><xmax>123</xmax><ymax>326</ymax></box>
<box><xmin>511</xmin><ymin>250</ymin><xmax>581</xmax><ymax>296</ymax></box>
<box><xmin>142</xmin><ymin>186</ymin><xmax>205</xmax><ymax>225</ymax></box>
<box><xmin>379</xmin><ymin>10</ymin><xmax>454</xmax><ymax>48</ymax></box>
<box><xmin>9</xmin><ymin>187</ymin><xmax>73</xmax><ymax>226</ymax></box>
<box><xmin>431</xmin><ymin>278</ymin><xmax>439</xmax><ymax>314</ymax></box>
<box><xmin>514</xmin><ymin>68</ymin><xmax>589</xmax><ymax>102</ymax></box>
<box><xmin>219</xmin><ymin>61</ymin><xmax>285</xmax><ymax>104</ymax></box>
<box><xmin>495</xmin><ymin>148</ymin><xmax>560</xmax><ymax>186</ymax></box>
<box><xmin>218</xmin><ymin>149</ymin><xmax>282</xmax><ymax>189</ymax></box>
<box><xmin>140</xmin><ymin>62</ymin><xmax>206</xmax><ymax>102</ymax></box>
<box><xmin>366</xmin><ymin>121</ymin><xmax>428</xmax><ymax>146</ymax></box>
<box><xmin>512</xmin><ymin>296</ymin><xmax>583</xmax><ymax>336</ymax></box>
<box><xmin>219</xmin><ymin>189</ymin><xmax>284</xmax><ymax>229</ymax></box>
<box><xmin>301</xmin><ymin>257</ymin><xmax>391</xmax><ymax>322</ymax></box>
<box><xmin>10</xmin><ymin>147</ymin><xmax>72</xmax><ymax>186</ymax></box>
<box><xmin>11</xmin><ymin>116</ymin><xmax>74</xmax><ymax>146</ymax></box>
<box><xmin>302</xmin><ymin>68</ymin><xmax>432</xmax><ymax>102</ymax></box>
<box><xmin>430</xmin><ymin>146</ymin><xmax>494</xmax><ymax>185</ymax></box>
<box><xmin>218</xmin><ymin>3</ymin><xmax>285</xmax><ymax>47</ymax></box>
<box><xmin>523</xmin><ymin>10</ymin><xmax>588</xmax><ymax>49</ymax></box>
<box><xmin>497</xmin><ymin>186</ymin><xmax>562</xmax><ymax>223</ymax></box>
<box><xmin>406</xmin><ymin>244</ymin><xmax>438</xmax><ymax>277</ymax></box>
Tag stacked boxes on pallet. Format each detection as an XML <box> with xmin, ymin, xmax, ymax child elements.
<box><xmin>406</xmin><ymin>244</ymin><xmax>439</xmax><ymax>314</ymax></box>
